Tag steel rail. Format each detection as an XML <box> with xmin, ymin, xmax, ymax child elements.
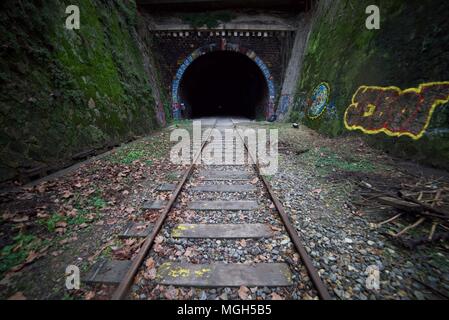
<box><xmin>232</xmin><ymin>119</ymin><xmax>332</xmax><ymax>300</ymax></box>
<box><xmin>111</xmin><ymin>120</ymin><xmax>216</xmax><ymax>300</ymax></box>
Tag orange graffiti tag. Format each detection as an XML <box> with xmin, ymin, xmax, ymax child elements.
<box><xmin>344</xmin><ymin>82</ymin><xmax>449</xmax><ymax>140</ymax></box>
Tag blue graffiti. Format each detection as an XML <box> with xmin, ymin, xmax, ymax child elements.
<box><xmin>171</xmin><ymin>43</ymin><xmax>277</xmax><ymax>119</ymax></box>
<box><xmin>308</xmin><ymin>83</ymin><xmax>330</xmax><ymax>119</ymax></box>
<box><xmin>326</xmin><ymin>102</ymin><xmax>338</xmax><ymax>119</ymax></box>
<box><xmin>277</xmin><ymin>94</ymin><xmax>292</xmax><ymax>116</ymax></box>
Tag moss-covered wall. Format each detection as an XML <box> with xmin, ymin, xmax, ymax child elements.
<box><xmin>291</xmin><ymin>0</ymin><xmax>449</xmax><ymax>169</ymax></box>
<box><xmin>0</xmin><ymin>0</ymin><xmax>168</xmax><ymax>182</ymax></box>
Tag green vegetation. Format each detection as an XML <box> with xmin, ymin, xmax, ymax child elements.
<box><xmin>119</xmin><ymin>150</ymin><xmax>146</xmax><ymax>164</ymax></box>
<box><xmin>302</xmin><ymin>147</ymin><xmax>377</xmax><ymax>176</ymax></box>
<box><xmin>0</xmin><ymin>234</ymin><xmax>47</xmax><ymax>277</ymax></box>
<box><xmin>314</xmin><ymin>147</ymin><xmax>376</xmax><ymax>173</ymax></box>
<box><xmin>0</xmin><ymin>0</ymin><xmax>168</xmax><ymax>182</ymax></box>
<box><xmin>43</xmin><ymin>213</ymin><xmax>66</xmax><ymax>232</ymax></box>
<box><xmin>166</xmin><ymin>172</ymin><xmax>180</xmax><ymax>182</ymax></box>
<box><xmin>108</xmin><ymin>146</ymin><xmax>151</xmax><ymax>164</ymax></box>
<box><xmin>89</xmin><ymin>195</ymin><xmax>107</xmax><ymax>209</ymax></box>
<box><xmin>181</xmin><ymin>11</ymin><xmax>234</xmax><ymax>29</ymax></box>
<box><xmin>291</xmin><ymin>0</ymin><xmax>449</xmax><ymax>170</ymax></box>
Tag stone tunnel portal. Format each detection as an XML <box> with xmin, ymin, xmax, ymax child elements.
<box><xmin>178</xmin><ymin>51</ymin><xmax>269</xmax><ymax>119</ymax></box>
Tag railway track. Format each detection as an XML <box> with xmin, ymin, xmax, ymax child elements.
<box><xmin>86</xmin><ymin>118</ymin><xmax>331</xmax><ymax>300</ymax></box>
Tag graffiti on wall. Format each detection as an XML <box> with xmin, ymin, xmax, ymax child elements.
<box><xmin>344</xmin><ymin>82</ymin><xmax>449</xmax><ymax>140</ymax></box>
<box><xmin>308</xmin><ymin>82</ymin><xmax>331</xmax><ymax>119</ymax></box>
<box><xmin>326</xmin><ymin>102</ymin><xmax>338</xmax><ymax>120</ymax></box>
<box><xmin>277</xmin><ymin>94</ymin><xmax>292</xmax><ymax>117</ymax></box>
<box><xmin>171</xmin><ymin>41</ymin><xmax>276</xmax><ymax>120</ymax></box>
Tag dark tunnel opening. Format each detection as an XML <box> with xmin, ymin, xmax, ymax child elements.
<box><xmin>178</xmin><ymin>51</ymin><xmax>268</xmax><ymax>119</ymax></box>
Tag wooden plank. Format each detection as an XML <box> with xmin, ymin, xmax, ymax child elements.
<box><xmin>85</xmin><ymin>260</ymin><xmax>132</xmax><ymax>284</ymax></box>
<box><xmin>198</xmin><ymin>170</ymin><xmax>252</xmax><ymax>181</ymax></box>
<box><xmin>142</xmin><ymin>200</ymin><xmax>168</xmax><ymax>210</ymax></box>
<box><xmin>192</xmin><ymin>184</ymin><xmax>256</xmax><ymax>193</ymax></box>
<box><xmin>188</xmin><ymin>200</ymin><xmax>258</xmax><ymax>211</ymax></box>
<box><xmin>172</xmin><ymin>224</ymin><xmax>272</xmax><ymax>239</ymax></box>
<box><xmin>157</xmin><ymin>183</ymin><xmax>177</xmax><ymax>192</ymax></box>
<box><xmin>156</xmin><ymin>263</ymin><xmax>292</xmax><ymax>287</ymax></box>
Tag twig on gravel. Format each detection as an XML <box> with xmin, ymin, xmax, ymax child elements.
<box><xmin>394</xmin><ymin>217</ymin><xmax>425</xmax><ymax>237</ymax></box>
<box><xmin>428</xmin><ymin>222</ymin><xmax>438</xmax><ymax>241</ymax></box>
<box><xmin>377</xmin><ymin>213</ymin><xmax>403</xmax><ymax>227</ymax></box>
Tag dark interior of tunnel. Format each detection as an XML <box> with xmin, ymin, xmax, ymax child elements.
<box><xmin>178</xmin><ymin>51</ymin><xmax>268</xmax><ymax>119</ymax></box>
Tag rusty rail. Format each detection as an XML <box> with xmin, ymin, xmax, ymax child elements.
<box><xmin>111</xmin><ymin>120</ymin><xmax>216</xmax><ymax>300</ymax></box>
<box><xmin>232</xmin><ymin>120</ymin><xmax>332</xmax><ymax>300</ymax></box>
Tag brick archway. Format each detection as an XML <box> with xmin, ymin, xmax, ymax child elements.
<box><xmin>171</xmin><ymin>40</ymin><xmax>276</xmax><ymax>119</ymax></box>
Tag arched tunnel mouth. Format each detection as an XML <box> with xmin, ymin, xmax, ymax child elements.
<box><xmin>178</xmin><ymin>51</ymin><xmax>268</xmax><ymax>119</ymax></box>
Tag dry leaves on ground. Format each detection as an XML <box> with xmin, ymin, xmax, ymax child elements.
<box><xmin>238</xmin><ymin>286</ymin><xmax>250</xmax><ymax>300</ymax></box>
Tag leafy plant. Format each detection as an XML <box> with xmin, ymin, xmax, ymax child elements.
<box><xmin>44</xmin><ymin>214</ymin><xmax>65</xmax><ymax>232</ymax></box>
<box><xmin>0</xmin><ymin>234</ymin><xmax>43</xmax><ymax>276</ymax></box>
<box><xmin>312</xmin><ymin>147</ymin><xmax>376</xmax><ymax>174</ymax></box>
<box><xmin>181</xmin><ymin>11</ymin><xmax>234</xmax><ymax>29</ymax></box>
<box><xmin>89</xmin><ymin>196</ymin><xmax>107</xmax><ymax>209</ymax></box>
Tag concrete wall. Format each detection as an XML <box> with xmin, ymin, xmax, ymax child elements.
<box><xmin>290</xmin><ymin>0</ymin><xmax>449</xmax><ymax>170</ymax></box>
<box><xmin>0</xmin><ymin>0</ymin><xmax>168</xmax><ymax>183</ymax></box>
<box><xmin>149</xmin><ymin>29</ymin><xmax>294</xmax><ymax>119</ymax></box>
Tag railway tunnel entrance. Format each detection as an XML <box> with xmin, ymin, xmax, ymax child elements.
<box><xmin>176</xmin><ymin>50</ymin><xmax>270</xmax><ymax>119</ymax></box>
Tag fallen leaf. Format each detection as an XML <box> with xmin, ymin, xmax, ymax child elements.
<box><xmin>145</xmin><ymin>257</ymin><xmax>155</xmax><ymax>269</ymax></box>
<box><xmin>56</xmin><ymin>221</ymin><xmax>68</xmax><ymax>228</ymax></box>
<box><xmin>184</xmin><ymin>247</ymin><xmax>194</xmax><ymax>257</ymax></box>
<box><xmin>153</xmin><ymin>244</ymin><xmax>163</xmax><ymax>253</ymax></box>
<box><xmin>164</xmin><ymin>287</ymin><xmax>179</xmax><ymax>300</ymax></box>
<box><xmin>2</xmin><ymin>213</ymin><xmax>14</xmax><ymax>220</ymax></box>
<box><xmin>144</xmin><ymin>268</ymin><xmax>157</xmax><ymax>280</ymax></box>
<box><xmin>8</xmin><ymin>292</ymin><xmax>26</xmax><ymax>300</ymax></box>
<box><xmin>24</xmin><ymin>251</ymin><xmax>38</xmax><ymax>264</ymax></box>
<box><xmin>125</xmin><ymin>207</ymin><xmax>135</xmax><ymax>214</ymax></box>
<box><xmin>270</xmin><ymin>292</ymin><xmax>284</xmax><ymax>300</ymax></box>
<box><xmin>85</xmin><ymin>291</ymin><xmax>96</xmax><ymax>300</ymax></box>
<box><xmin>62</xmin><ymin>191</ymin><xmax>73</xmax><ymax>199</ymax></box>
<box><xmin>12</xmin><ymin>216</ymin><xmax>29</xmax><ymax>223</ymax></box>
<box><xmin>37</xmin><ymin>212</ymin><xmax>49</xmax><ymax>219</ymax></box>
<box><xmin>51</xmin><ymin>250</ymin><xmax>63</xmax><ymax>257</ymax></box>
<box><xmin>66</xmin><ymin>209</ymin><xmax>78</xmax><ymax>217</ymax></box>
<box><xmin>238</xmin><ymin>286</ymin><xmax>250</xmax><ymax>300</ymax></box>
<box><xmin>175</xmin><ymin>250</ymin><xmax>183</xmax><ymax>256</ymax></box>
<box><xmin>155</xmin><ymin>236</ymin><xmax>164</xmax><ymax>244</ymax></box>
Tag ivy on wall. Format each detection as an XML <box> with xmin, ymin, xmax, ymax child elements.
<box><xmin>181</xmin><ymin>11</ymin><xmax>234</xmax><ymax>29</ymax></box>
<box><xmin>0</xmin><ymin>0</ymin><xmax>167</xmax><ymax>182</ymax></box>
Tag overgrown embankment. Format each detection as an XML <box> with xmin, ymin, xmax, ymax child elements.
<box><xmin>0</xmin><ymin>0</ymin><xmax>168</xmax><ymax>183</ymax></box>
<box><xmin>291</xmin><ymin>0</ymin><xmax>449</xmax><ymax>169</ymax></box>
